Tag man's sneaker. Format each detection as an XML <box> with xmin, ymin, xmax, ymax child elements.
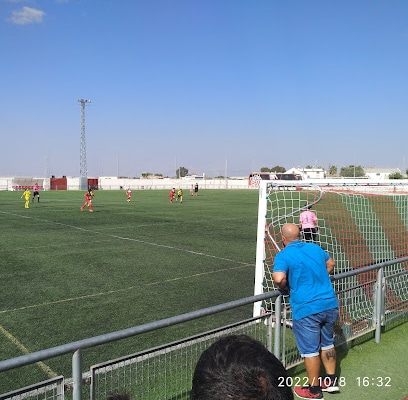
<box><xmin>294</xmin><ymin>386</ymin><xmax>324</xmax><ymax>399</ymax></box>
<box><xmin>320</xmin><ymin>377</ymin><xmax>340</xmax><ymax>393</ymax></box>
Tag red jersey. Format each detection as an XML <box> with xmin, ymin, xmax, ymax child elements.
<box><xmin>84</xmin><ymin>192</ymin><xmax>92</xmax><ymax>203</ymax></box>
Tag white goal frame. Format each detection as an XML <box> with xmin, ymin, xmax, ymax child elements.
<box><xmin>253</xmin><ymin>179</ymin><xmax>408</xmax><ymax>317</ymax></box>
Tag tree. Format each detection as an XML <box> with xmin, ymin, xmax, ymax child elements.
<box><xmin>176</xmin><ymin>167</ymin><xmax>188</xmax><ymax>178</ymax></box>
<box><xmin>339</xmin><ymin>165</ymin><xmax>365</xmax><ymax>178</ymax></box>
<box><xmin>260</xmin><ymin>167</ymin><xmax>271</xmax><ymax>172</ymax></box>
<box><xmin>141</xmin><ymin>172</ymin><xmax>163</xmax><ymax>178</ymax></box>
<box><xmin>328</xmin><ymin>165</ymin><xmax>338</xmax><ymax>176</ymax></box>
<box><xmin>270</xmin><ymin>165</ymin><xmax>286</xmax><ymax>173</ymax></box>
<box><xmin>388</xmin><ymin>172</ymin><xmax>404</xmax><ymax>179</ymax></box>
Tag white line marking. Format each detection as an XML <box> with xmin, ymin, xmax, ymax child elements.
<box><xmin>0</xmin><ymin>210</ymin><xmax>252</xmax><ymax>264</ymax></box>
<box><xmin>0</xmin><ymin>325</ymin><xmax>58</xmax><ymax>378</ymax></box>
<box><xmin>0</xmin><ymin>210</ymin><xmax>254</xmax><ymax>314</ymax></box>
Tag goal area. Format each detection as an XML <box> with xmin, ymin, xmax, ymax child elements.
<box><xmin>253</xmin><ymin>180</ymin><xmax>408</xmax><ymax>330</ymax></box>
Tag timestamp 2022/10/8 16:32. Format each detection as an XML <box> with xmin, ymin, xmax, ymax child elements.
<box><xmin>278</xmin><ymin>376</ymin><xmax>392</xmax><ymax>389</ymax></box>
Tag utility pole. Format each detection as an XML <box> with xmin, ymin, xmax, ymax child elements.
<box><xmin>78</xmin><ymin>99</ymin><xmax>91</xmax><ymax>178</ymax></box>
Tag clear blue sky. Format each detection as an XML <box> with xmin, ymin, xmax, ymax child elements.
<box><xmin>1</xmin><ymin>0</ymin><xmax>408</xmax><ymax>178</ymax></box>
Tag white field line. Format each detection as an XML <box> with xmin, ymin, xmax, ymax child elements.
<box><xmin>0</xmin><ymin>210</ymin><xmax>253</xmax><ymax>314</ymax></box>
<box><xmin>0</xmin><ymin>210</ymin><xmax>251</xmax><ymax>264</ymax></box>
<box><xmin>0</xmin><ymin>324</ymin><xmax>59</xmax><ymax>378</ymax></box>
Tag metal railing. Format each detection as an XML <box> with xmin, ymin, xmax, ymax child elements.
<box><xmin>1</xmin><ymin>257</ymin><xmax>407</xmax><ymax>399</ymax></box>
<box><xmin>0</xmin><ymin>376</ymin><xmax>64</xmax><ymax>400</ymax></box>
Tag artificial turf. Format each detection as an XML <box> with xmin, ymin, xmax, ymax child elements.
<box><xmin>0</xmin><ymin>189</ymin><xmax>259</xmax><ymax>392</ymax></box>
<box><xmin>0</xmin><ymin>189</ymin><xmax>406</xmax><ymax>399</ymax></box>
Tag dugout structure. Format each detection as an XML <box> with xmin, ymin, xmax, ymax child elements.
<box><xmin>253</xmin><ymin>180</ymin><xmax>408</xmax><ymax>335</ymax></box>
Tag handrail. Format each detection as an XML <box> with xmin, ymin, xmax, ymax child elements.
<box><xmin>330</xmin><ymin>256</ymin><xmax>408</xmax><ymax>281</ymax></box>
<box><xmin>0</xmin><ymin>290</ymin><xmax>282</xmax><ymax>373</ymax></box>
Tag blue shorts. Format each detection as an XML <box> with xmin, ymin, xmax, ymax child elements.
<box><xmin>292</xmin><ymin>308</ymin><xmax>339</xmax><ymax>357</ymax></box>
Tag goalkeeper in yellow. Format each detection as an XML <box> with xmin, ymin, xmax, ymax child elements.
<box><xmin>21</xmin><ymin>188</ymin><xmax>31</xmax><ymax>209</ymax></box>
<box><xmin>177</xmin><ymin>188</ymin><xmax>183</xmax><ymax>203</ymax></box>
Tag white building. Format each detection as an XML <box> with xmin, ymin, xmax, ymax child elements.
<box><xmin>286</xmin><ymin>167</ymin><xmax>326</xmax><ymax>180</ymax></box>
<box><xmin>364</xmin><ymin>168</ymin><xmax>401</xmax><ymax>180</ymax></box>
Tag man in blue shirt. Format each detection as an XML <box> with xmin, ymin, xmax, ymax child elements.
<box><xmin>273</xmin><ymin>223</ymin><xmax>339</xmax><ymax>399</ymax></box>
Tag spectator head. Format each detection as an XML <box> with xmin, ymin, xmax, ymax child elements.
<box><xmin>190</xmin><ymin>334</ymin><xmax>293</xmax><ymax>400</ymax></box>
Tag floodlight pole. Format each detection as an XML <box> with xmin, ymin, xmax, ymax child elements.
<box><xmin>78</xmin><ymin>99</ymin><xmax>91</xmax><ymax>178</ymax></box>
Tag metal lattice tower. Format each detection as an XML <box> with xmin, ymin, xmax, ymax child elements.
<box><xmin>78</xmin><ymin>98</ymin><xmax>91</xmax><ymax>177</ymax></box>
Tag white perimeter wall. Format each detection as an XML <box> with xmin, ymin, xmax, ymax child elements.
<box><xmin>0</xmin><ymin>176</ymin><xmax>253</xmax><ymax>191</ymax></box>
<box><xmin>2</xmin><ymin>176</ymin><xmax>408</xmax><ymax>192</ymax></box>
<box><xmin>98</xmin><ymin>177</ymin><xmax>251</xmax><ymax>190</ymax></box>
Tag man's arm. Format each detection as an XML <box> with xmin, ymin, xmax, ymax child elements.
<box><xmin>326</xmin><ymin>257</ymin><xmax>335</xmax><ymax>274</ymax></box>
<box><xmin>272</xmin><ymin>272</ymin><xmax>288</xmax><ymax>290</ymax></box>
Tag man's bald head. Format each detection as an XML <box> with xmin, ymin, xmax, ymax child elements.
<box><xmin>281</xmin><ymin>223</ymin><xmax>301</xmax><ymax>243</ymax></box>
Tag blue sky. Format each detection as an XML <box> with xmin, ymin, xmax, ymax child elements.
<box><xmin>1</xmin><ymin>0</ymin><xmax>408</xmax><ymax>178</ymax></box>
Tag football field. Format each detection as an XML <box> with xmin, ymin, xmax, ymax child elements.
<box><xmin>1</xmin><ymin>188</ymin><xmax>407</xmax><ymax>400</ymax></box>
<box><xmin>0</xmin><ymin>189</ymin><xmax>259</xmax><ymax>392</ymax></box>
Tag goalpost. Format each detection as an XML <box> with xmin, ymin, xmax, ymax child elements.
<box><xmin>253</xmin><ymin>180</ymin><xmax>408</xmax><ymax>330</ymax></box>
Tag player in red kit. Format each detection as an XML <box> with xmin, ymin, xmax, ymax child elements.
<box><xmin>169</xmin><ymin>188</ymin><xmax>176</xmax><ymax>203</ymax></box>
<box><xmin>80</xmin><ymin>190</ymin><xmax>94</xmax><ymax>212</ymax></box>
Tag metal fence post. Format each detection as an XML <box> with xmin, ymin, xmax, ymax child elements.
<box><xmin>273</xmin><ymin>295</ymin><xmax>282</xmax><ymax>359</ymax></box>
<box><xmin>281</xmin><ymin>305</ymin><xmax>287</xmax><ymax>364</ymax></box>
<box><xmin>266</xmin><ymin>312</ymin><xmax>273</xmax><ymax>353</ymax></box>
<box><xmin>375</xmin><ymin>267</ymin><xmax>384</xmax><ymax>343</ymax></box>
<box><xmin>72</xmin><ymin>349</ymin><xmax>83</xmax><ymax>400</ymax></box>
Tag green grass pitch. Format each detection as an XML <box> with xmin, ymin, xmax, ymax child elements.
<box><xmin>1</xmin><ymin>189</ymin><xmax>406</xmax><ymax>400</ymax></box>
<box><xmin>0</xmin><ymin>189</ymin><xmax>259</xmax><ymax>391</ymax></box>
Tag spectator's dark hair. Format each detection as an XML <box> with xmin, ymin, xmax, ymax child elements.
<box><xmin>190</xmin><ymin>334</ymin><xmax>293</xmax><ymax>400</ymax></box>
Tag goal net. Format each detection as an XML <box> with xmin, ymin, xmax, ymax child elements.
<box><xmin>253</xmin><ymin>180</ymin><xmax>408</xmax><ymax>333</ymax></box>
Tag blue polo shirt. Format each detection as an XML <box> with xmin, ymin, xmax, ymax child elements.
<box><xmin>273</xmin><ymin>240</ymin><xmax>338</xmax><ymax>320</ymax></box>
